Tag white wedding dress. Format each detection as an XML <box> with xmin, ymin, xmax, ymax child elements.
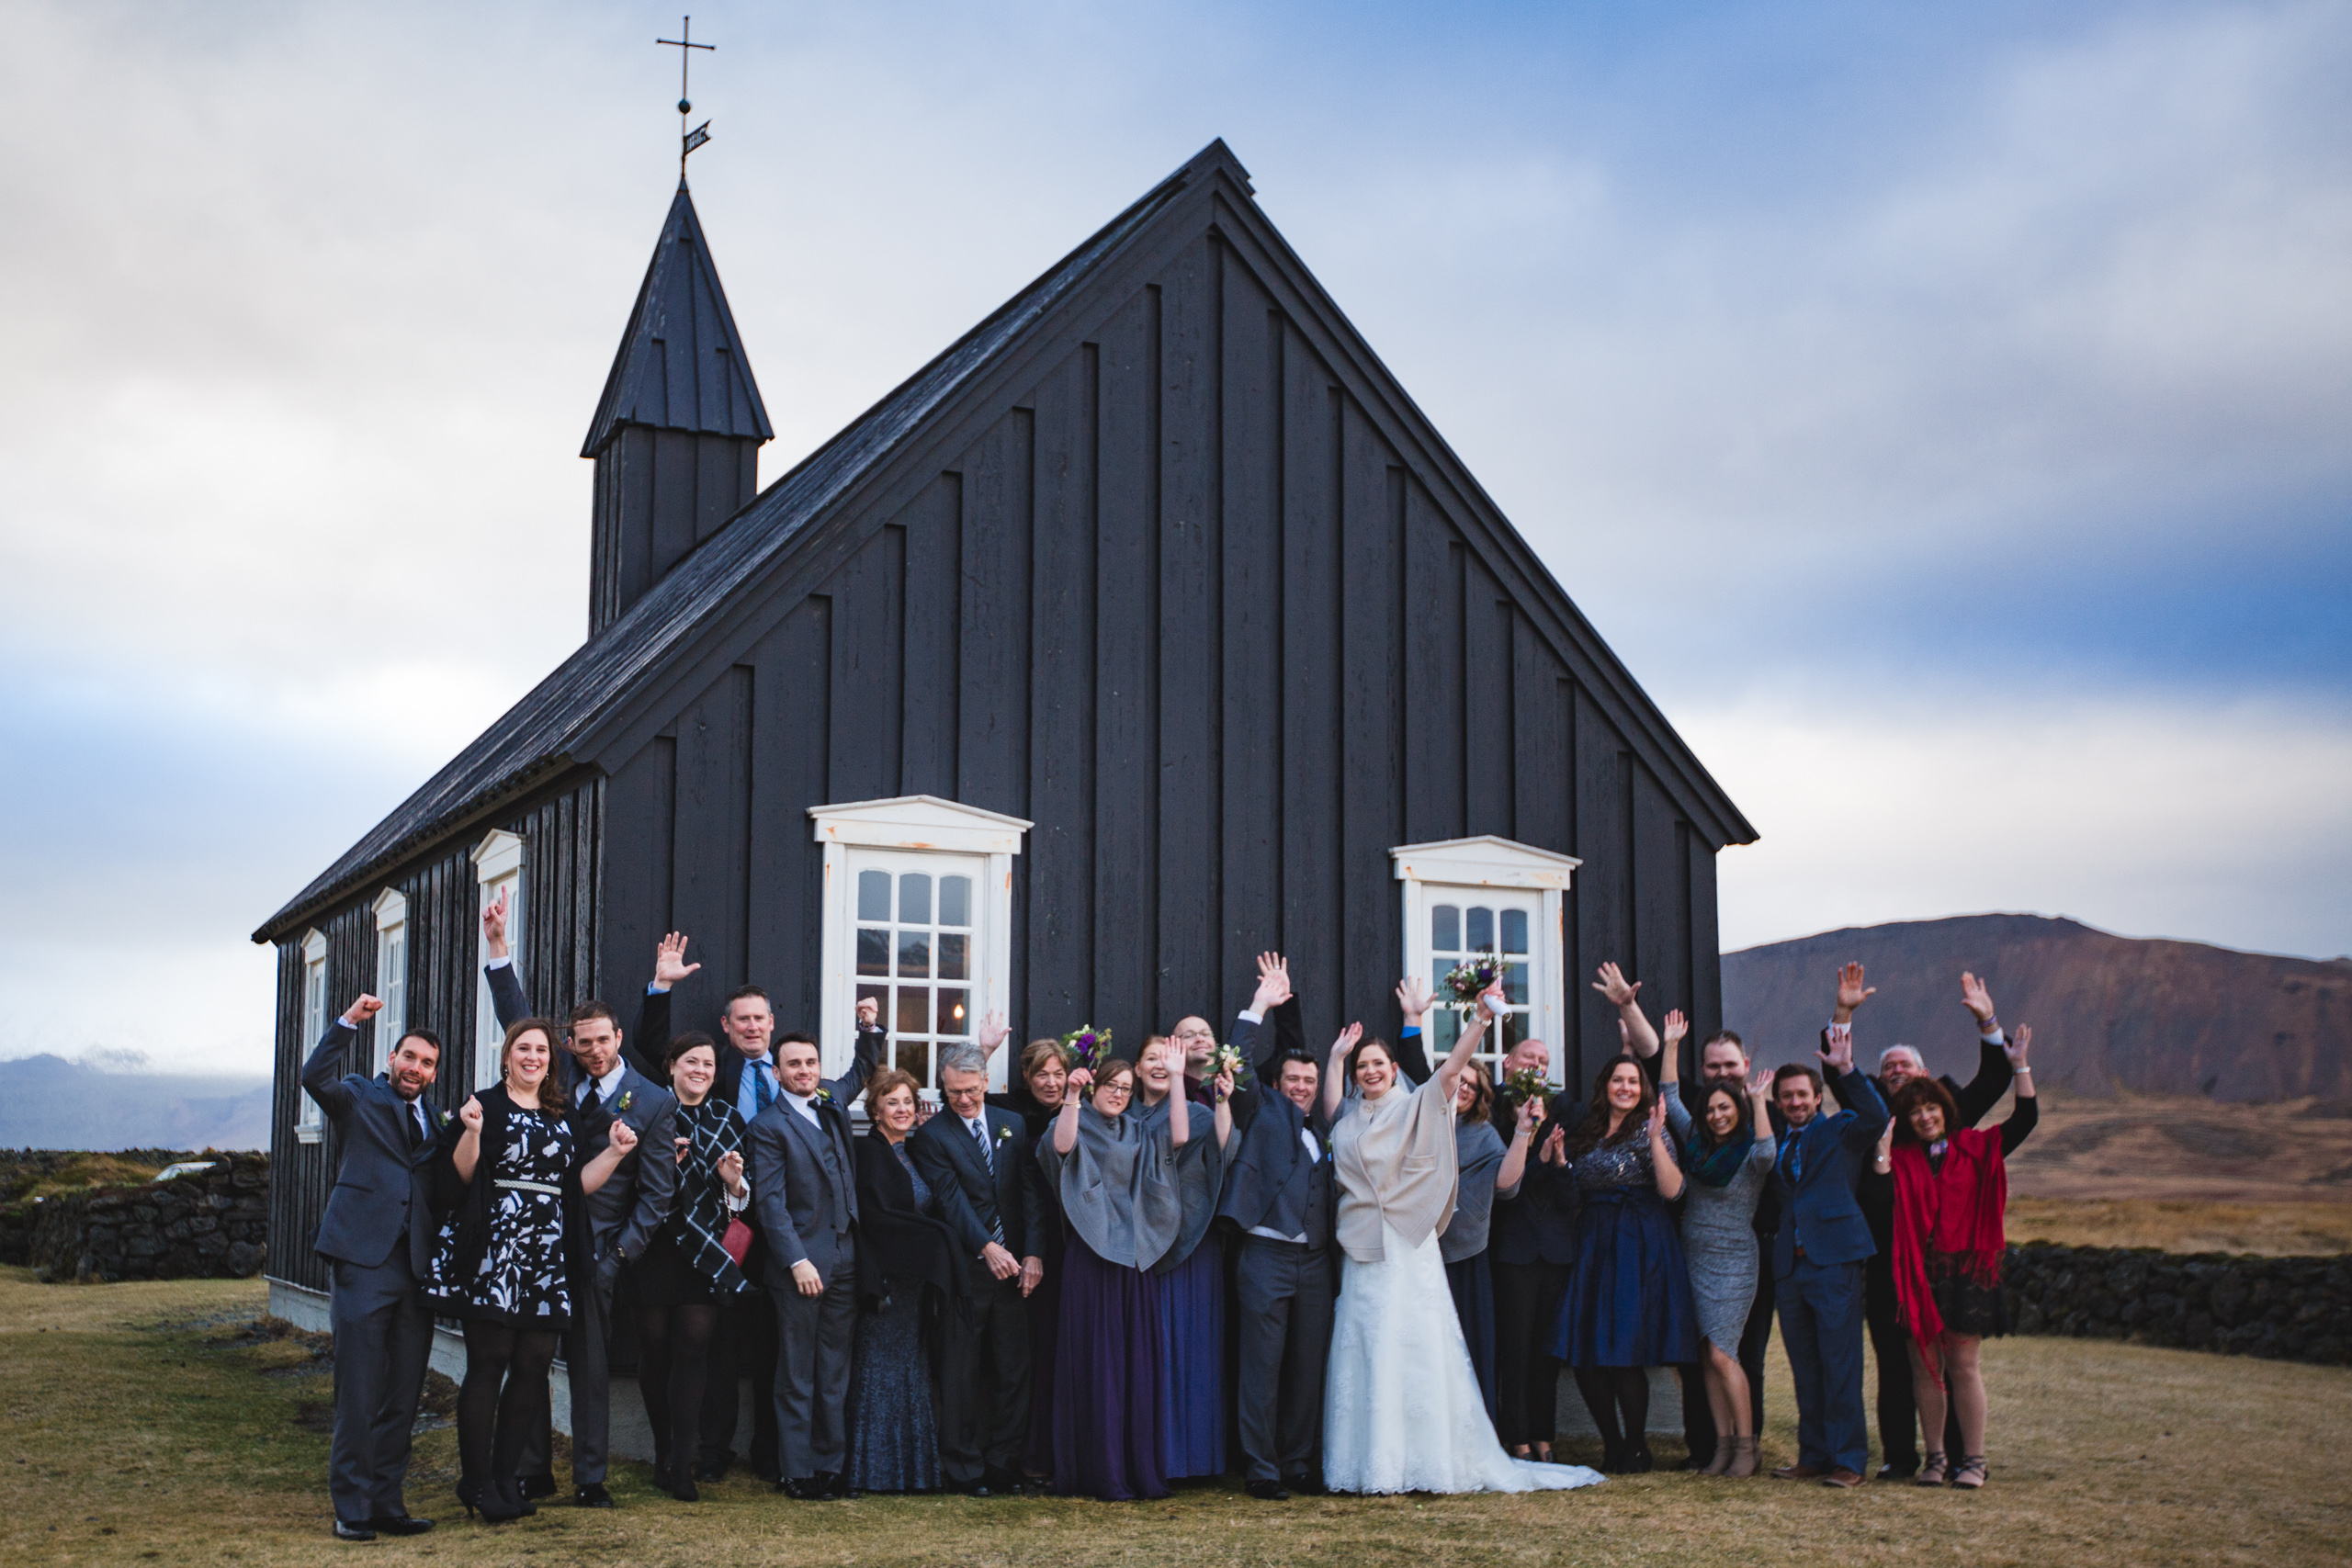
<box><xmin>1323</xmin><ymin>1216</ymin><xmax>1605</xmax><ymax>1495</ymax></box>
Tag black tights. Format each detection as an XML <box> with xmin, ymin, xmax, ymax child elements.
<box><xmin>1574</xmin><ymin>1366</ymin><xmax>1651</xmax><ymax>1456</ymax></box>
<box><xmin>636</xmin><ymin>1303</ymin><xmax>721</xmax><ymax>1472</ymax></box>
<box><xmin>458</xmin><ymin>1321</ymin><xmax>560</xmax><ymax>1488</ymax></box>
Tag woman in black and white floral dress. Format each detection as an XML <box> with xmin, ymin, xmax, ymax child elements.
<box><xmin>427</xmin><ymin>1016</ymin><xmax>637</xmax><ymax>1523</ymax></box>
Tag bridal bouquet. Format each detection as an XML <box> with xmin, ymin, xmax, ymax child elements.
<box><xmin>1442</xmin><ymin>951</ymin><xmax>1510</xmax><ymax>1007</ymax></box>
<box><xmin>1208</xmin><ymin>1042</ymin><xmax>1252</xmax><ymax>1090</ymax></box>
<box><xmin>1506</xmin><ymin>1065</ymin><xmax>1550</xmax><ymax>1107</ymax></box>
<box><xmin>1058</xmin><ymin>1024</ymin><xmax>1115</xmax><ymax>1094</ymax></box>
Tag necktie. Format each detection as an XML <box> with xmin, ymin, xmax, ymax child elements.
<box><xmin>972</xmin><ymin>1119</ymin><xmax>1004</xmax><ymax>1243</ymax></box>
<box><xmin>752</xmin><ymin>1063</ymin><xmax>775</xmax><ymax>1117</ymax></box>
<box><xmin>405</xmin><ymin>1101</ymin><xmax>423</xmax><ymax>1149</ymax></box>
<box><xmin>579</xmin><ymin>1077</ymin><xmax>598</xmax><ymax>1109</ymax></box>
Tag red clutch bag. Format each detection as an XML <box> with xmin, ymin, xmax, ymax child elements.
<box><xmin>721</xmin><ymin>1219</ymin><xmax>753</xmax><ymax>1266</ymax></box>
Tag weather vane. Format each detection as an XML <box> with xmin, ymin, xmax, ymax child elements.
<box><xmin>658</xmin><ymin>17</ymin><xmax>716</xmax><ymax>182</ymax></box>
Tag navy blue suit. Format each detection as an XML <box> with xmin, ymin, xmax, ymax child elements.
<box><xmin>1770</xmin><ymin>1065</ymin><xmax>1889</xmax><ymax>1476</ymax></box>
<box><xmin>301</xmin><ymin>1018</ymin><xmax>444</xmax><ymax>1527</ymax></box>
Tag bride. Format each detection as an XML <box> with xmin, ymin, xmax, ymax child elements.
<box><xmin>1321</xmin><ymin>983</ymin><xmax>1603</xmax><ymax>1495</ymax></box>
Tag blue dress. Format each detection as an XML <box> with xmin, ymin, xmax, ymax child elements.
<box><xmin>1550</xmin><ymin>1096</ymin><xmax>1699</xmax><ymax>1368</ymax></box>
<box><xmin>845</xmin><ymin>1144</ymin><xmax>943</xmax><ymax>1493</ymax></box>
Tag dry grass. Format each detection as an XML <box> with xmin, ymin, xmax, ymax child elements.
<box><xmin>2009</xmin><ymin>1197</ymin><xmax>2352</xmax><ymax>1256</ymax></box>
<box><xmin>3</xmin><ymin>1268</ymin><xmax>2348</xmax><ymax>1567</ymax></box>
<box><xmin>2005</xmin><ymin>1091</ymin><xmax>2352</xmax><ymax>1204</ymax></box>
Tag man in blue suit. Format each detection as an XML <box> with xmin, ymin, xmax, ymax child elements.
<box><xmin>301</xmin><ymin>992</ymin><xmax>446</xmax><ymax>1541</ymax></box>
<box><xmin>1768</xmin><ymin>962</ymin><xmax>1890</xmax><ymax>1488</ymax></box>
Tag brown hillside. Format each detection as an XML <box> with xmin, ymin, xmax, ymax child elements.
<box><xmin>1721</xmin><ymin>913</ymin><xmax>2350</xmax><ymax>1100</ymax></box>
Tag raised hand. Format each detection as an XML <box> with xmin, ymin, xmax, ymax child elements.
<box><xmin>1662</xmin><ymin>1010</ymin><xmax>1689</xmax><ymax>1049</ymax></box>
<box><xmin>1252</xmin><ymin>952</ymin><xmax>1294</xmax><ymax>1014</ymax></box>
<box><xmin>1067</xmin><ymin>1066</ymin><xmax>1095</xmax><ymax>1093</ymax></box>
<box><xmin>1541</xmin><ymin>1123</ymin><xmax>1567</xmax><ymax>1166</ymax></box>
<box><xmin>606</xmin><ymin>1119</ymin><xmax>639</xmax><ymax>1156</ymax></box>
<box><xmin>855</xmin><ymin>995</ymin><xmax>880</xmax><ymax>1028</ymax></box>
<box><xmin>2005</xmin><ymin>1024</ymin><xmax>2033</xmax><ymax>1070</ymax></box>
<box><xmin>1214</xmin><ymin>1066</ymin><xmax>1237</xmax><ymax>1103</ymax></box>
<box><xmin>481</xmin><ymin>886</ymin><xmax>511</xmax><ymax>957</ymax></box>
<box><xmin>652</xmin><ymin>931</ymin><xmax>700</xmax><ymax>991</ymax></box>
<box><xmin>1960</xmin><ymin>971</ymin><xmax>1996</xmax><ymax>1025</ymax></box>
<box><xmin>1646</xmin><ymin>1095</ymin><xmax>1669</xmax><ymax>1142</ymax></box>
<box><xmin>717</xmin><ymin>1148</ymin><xmax>745</xmax><ymax>1190</ymax></box>
<box><xmin>1329</xmin><ymin>1021</ymin><xmax>1363</xmax><ymax>1065</ymax></box>
<box><xmin>1476</xmin><ymin>984</ymin><xmax>1505</xmax><ymax>1021</ymax></box>
<box><xmin>340</xmin><ymin>994</ymin><xmax>384</xmax><ymax>1027</ymax></box>
<box><xmin>1833</xmin><ymin>962</ymin><xmax>1875</xmax><ymax>1021</ymax></box>
<box><xmin>978</xmin><ymin>1010</ymin><xmax>1011</xmax><ymax>1054</ymax></box>
<box><xmin>1396</xmin><ymin>976</ymin><xmax>1434</xmax><ymax>1027</ymax></box>
<box><xmin>1817</xmin><ymin>1024</ymin><xmax>1856</xmax><ymax>1073</ymax></box>
<box><xmin>1746</xmin><ymin>1067</ymin><xmax>1772</xmax><ymax>1101</ymax></box>
<box><xmin>1516</xmin><ymin>1098</ymin><xmax>1544</xmax><ymax>1138</ymax></box>
<box><xmin>458</xmin><ymin>1096</ymin><xmax>484</xmax><ymax>1133</ymax></box>
<box><xmin>1592</xmin><ymin>962</ymin><xmax>1641</xmax><ymax>1009</ymax></box>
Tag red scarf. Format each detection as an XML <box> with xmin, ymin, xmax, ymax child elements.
<box><xmin>1888</xmin><ymin>1126</ymin><xmax>2007</xmax><ymax>1388</ymax></box>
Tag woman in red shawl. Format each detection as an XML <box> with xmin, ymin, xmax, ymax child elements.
<box><xmin>1872</xmin><ymin>1026</ymin><xmax>2037</xmax><ymax>1491</ymax></box>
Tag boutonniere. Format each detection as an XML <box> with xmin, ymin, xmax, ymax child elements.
<box><xmin>814</xmin><ymin>1087</ymin><xmax>835</xmax><ymax>1106</ymax></box>
<box><xmin>616</xmin><ymin>1089</ymin><xmax>635</xmax><ymax>1113</ymax></box>
<box><xmin>434</xmin><ymin>1108</ymin><xmax>451</xmax><ymax>1129</ymax></box>
<box><xmin>996</xmin><ymin>1124</ymin><xmax>1016</xmax><ymax>1144</ymax></box>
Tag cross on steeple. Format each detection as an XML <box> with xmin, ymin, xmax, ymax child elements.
<box><xmin>657</xmin><ymin>17</ymin><xmax>716</xmax><ymax>183</ymax></box>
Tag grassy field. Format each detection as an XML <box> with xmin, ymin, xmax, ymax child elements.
<box><xmin>2008</xmin><ymin>1197</ymin><xmax>2352</xmax><ymax>1255</ymax></box>
<box><xmin>2</xmin><ymin>1269</ymin><xmax>2347</xmax><ymax>1567</ymax></box>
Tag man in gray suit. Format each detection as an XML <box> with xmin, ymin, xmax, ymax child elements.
<box><xmin>300</xmin><ymin>991</ymin><xmax>445</xmax><ymax>1541</ymax></box>
<box><xmin>482</xmin><ymin>893</ymin><xmax>678</xmax><ymax>1507</ymax></box>
<box><xmin>746</xmin><ymin>1006</ymin><xmax>883</xmax><ymax>1498</ymax></box>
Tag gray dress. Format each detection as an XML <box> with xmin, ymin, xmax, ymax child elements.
<box><xmin>1679</xmin><ymin>1132</ymin><xmax>1776</xmax><ymax>1351</ymax></box>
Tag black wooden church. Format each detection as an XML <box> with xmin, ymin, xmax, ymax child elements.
<box><xmin>257</xmin><ymin>141</ymin><xmax>1755</xmax><ymax>1311</ymax></box>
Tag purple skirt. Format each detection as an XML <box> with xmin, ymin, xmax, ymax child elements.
<box><xmin>1052</xmin><ymin>1235</ymin><xmax>1168</xmax><ymax>1500</ymax></box>
<box><xmin>1153</xmin><ymin>1231</ymin><xmax>1227</xmax><ymax>1479</ymax></box>
<box><xmin>1023</xmin><ymin>1220</ymin><xmax>1067</xmax><ymax>1476</ymax></box>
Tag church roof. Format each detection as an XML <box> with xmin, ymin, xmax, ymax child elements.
<box><xmin>580</xmin><ymin>182</ymin><xmax>773</xmax><ymax>457</ymax></box>
<box><xmin>256</xmin><ymin>143</ymin><xmax>1220</xmax><ymax>942</ymax></box>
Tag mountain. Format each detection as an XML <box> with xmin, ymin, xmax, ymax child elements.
<box><xmin>1721</xmin><ymin>914</ymin><xmax>2351</xmax><ymax>1101</ymax></box>
<box><xmin>0</xmin><ymin>1055</ymin><xmax>271</xmax><ymax>1150</ymax></box>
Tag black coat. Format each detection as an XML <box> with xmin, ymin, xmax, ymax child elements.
<box><xmin>853</xmin><ymin>1130</ymin><xmax>970</xmax><ymax>1363</ymax></box>
<box><xmin>428</xmin><ymin>1082</ymin><xmax>606</xmax><ymax>1314</ymax></box>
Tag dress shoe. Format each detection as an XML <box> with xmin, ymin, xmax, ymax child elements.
<box><xmin>574</xmin><ymin>1482</ymin><xmax>615</xmax><ymax>1508</ymax></box>
<box><xmin>1284</xmin><ymin>1473</ymin><xmax>1323</xmax><ymax>1496</ymax></box>
<box><xmin>1878</xmin><ymin>1460</ymin><xmax>1919</xmax><ymax>1481</ymax></box>
<box><xmin>779</xmin><ymin>1477</ymin><xmax>822</xmax><ymax>1500</ymax></box>
<box><xmin>1624</xmin><ymin>1446</ymin><xmax>1655</xmax><ymax>1474</ymax></box>
<box><xmin>368</xmin><ymin>1516</ymin><xmax>434</xmax><ymax>1536</ymax></box>
<box><xmin>691</xmin><ymin>1459</ymin><xmax>728</xmax><ymax>1483</ymax></box>
<box><xmin>1820</xmin><ymin>1468</ymin><xmax>1865</xmax><ymax>1488</ymax></box>
<box><xmin>1246</xmin><ymin>1479</ymin><xmax>1290</xmax><ymax>1501</ymax></box>
<box><xmin>332</xmin><ymin>1519</ymin><xmax>378</xmax><ymax>1542</ymax></box>
<box><xmin>959</xmin><ymin>1482</ymin><xmax>994</xmax><ymax>1498</ymax></box>
<box><xmin>817</xmin><ymin>1472</ymin><xmax>847</xmax><ymax>1500</ymax></box>
<box><xmin>520</xmin><ymin>1472</ymin><xmax>558</xmax><ymax>1501</ymax></box>
<box><xmin>1771</xmin><ymin>1462</ymin><xmax>1823</xmax><ymax>1480</ymax></box>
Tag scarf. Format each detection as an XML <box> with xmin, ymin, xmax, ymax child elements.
<box><xmin>1888</xmin><ymin>1126</ymin><xmax>2007</xmax><ymax>1387</ymax></box>
<box><xmin>1684</xmin><ymin>1127</ymin><xmax>1756</xmax><ymax>1190</ymax></box>
<box><xmin>1330</xmin><ymin>1077</ymin><xmax>1458</xmax><ymax>1264</ymax></box>
<box><xmin>1046</xmin><ymin>1104</ymin><xmax>1184</xmax><ymax>1271</ymax></box>
<box><xmin>667</xmin><ymin>1099</ymin><xmax>752</xmax><ymax>1298</ymax></box>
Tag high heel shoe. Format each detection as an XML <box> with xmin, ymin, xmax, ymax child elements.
<box><xmin>1600</xmin><ymin>1440</ymin><xmax>1626</xmax><ymax>1474</ymax></box>
<box><xmin>1700</xmin><ymin>1438</ymin><xmax>1736</xmax><ymax>1477</ymax></box>
<box><xmin>1625</xmin><ymin>1445</ymin><xmax>1655</xmax><ymax>1474</ymax></box>
<box><xmin>455</xmin><ymin>1477</ymin><xmax>482</xmax><ymax>1519</ymax></box>
<box><xmin>479</xmin><ymin>1477</ymin><xmax>526</xmax><ymax>1525</ymax></box>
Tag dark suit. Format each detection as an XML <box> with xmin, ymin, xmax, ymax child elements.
<box><xmin>910</xmin><ymin>1104</ymin><xmax>1046</xmax><ymax>1487</ymax></box>
<box><xmin>1770</xmin><ymin>1064</ymin><xmax>1889</xmax><ymax>1476</ymax></box>
<box><xmin>301</xmin><ymin>1018</ymin><xmax>442</xmax><ymax>1527</ymax></box>
<box><xmin>1216</xmin><ymin>1004</ymin><xmax>1337</xmax><ymax>1484</ymax></box>
<box><xmin>1859</xmin><ymin>1038</ymin><xmax>2012</xmax><ymax>1471</ymax></box>
<box><xmin>746</xmin><ymin>1040</ymin><xmax>872</xmax><ymax>1483</ymax></box>
<box><xmin>485</xmin><ymin>961</ymin><xmax>679</xmax><ymax>1487</ymax></box>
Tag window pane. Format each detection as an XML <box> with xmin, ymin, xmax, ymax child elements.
<box><xmin>937</xmin><ymin>932</ymin><xmax>968</xmax><ymax>980</ymax></box>
<box><xmin>936</xmin><ymin>987</ymin><xmax>969</xmax><ymax>1036</ymax></box>
<box><xmin>1431</xmin><ymin>904</ymin><xmax>1460</xmax><ymax>953</ymax></box>
<box><xmin>858</xmin><ymin>869</ymin><xmax>890</xmax><ymax>922</ymax></box>
<box><xmin>896</xmin><ymin>987</ymin><xmax>930</xmax><ymax>1035</ymax></box>
<box><xmin>899</xmin><ymin>873</ymin><xmax>932</xmax><ymax>925</ymax></box>
<box><xmin>1431</xmin><ymin>1007</ymin><xmax>1462</xmax><ymax>1057</ymax></box>
<box><xmin>1505</xmin><ymin>960</ymin><xmax>1530</xmax><ymax>1006</ymax></box>
<box><xmin>897</xmin><ymin>931</ymin><xmax>931</xmax><ymax>978</ymax></box>
<box><xmin>893</xmin><ymin>1037</ymin><xmax>929</xmax><ymax>1082</ymax></box>
<box><xmin>856</xmin><ymin>929</ymin><xmax>889</xmax><ymax>976</ymax></box>
<box><xmin>1500</xmin><ymin>908</ymin><xmax>1528</xmax><ymax>953</ymax></box>
<box><xmin>939</xmin><ymin>875</ymin><xmax>971</xmax><ymax>928</ymax></box>
<box><xmin>1466</xmin><ymin>906</ymin><xmax>1493</xmax><ymax>953</ymax></box>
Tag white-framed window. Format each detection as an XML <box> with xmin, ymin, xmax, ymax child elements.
<box><xmin>1391</xmin><ymin>837</ymin><xmax>1578</xmax><ymax>1089</ymax></box>
<box><xmin>810</xmin><ymin>795</ymin><xmax>1030</xmax><ymax>1095</ymax></box>
<box><xmin>371</xmin><ymin>888</ymin><xmax>409</xmax><ymax>1077</ymax></box>
<box><xmin>296</xmin><ymin>929</ymin><xmax>329</xmax><ymax>1143</ymax></box>
<box><xmin>471</xmin><ymin>829</ymin><xmax>525</xmax><ymax>1090</ymax></box>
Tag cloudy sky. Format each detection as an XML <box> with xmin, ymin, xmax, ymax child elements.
<box><xmin>3</xmin><ymin>1</ymin><xmax>2346</xmax><ymax>1073</ymax></box>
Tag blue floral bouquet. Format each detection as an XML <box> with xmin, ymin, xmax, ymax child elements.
<box><xmin>1058</xmin><ymin>1024</ymin><xmax>1115</xmax><ymax>1095</ymax></box>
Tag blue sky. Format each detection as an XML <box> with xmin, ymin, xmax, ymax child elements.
<box><xmin>2</xmin><ymin>1</ymin><xmax>2346</xmax><ymax>1071</ymax></box>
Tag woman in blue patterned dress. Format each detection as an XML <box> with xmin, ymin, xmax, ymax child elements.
<box><xmin>426</xmin><ymin>1017</ymin><xmax>638</xmax><ymax>1523</ymax></box>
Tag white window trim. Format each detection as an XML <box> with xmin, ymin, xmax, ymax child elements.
<box><xmin>472</xmin><ymin>829</ymin><xmax>525</xmax><ymax>1090</ymax></box>
<box><xmin>1391</xmin><ymin>836</ymin><xmax>1579</xmax><ymax>1087</ymax></box>
<box><xmin>371</xmin><ymin>888</ymin><xmax>409</xmax><ymax>1077</ymax></box>
<box><xmin>809</xmin><ymin>795</ymin><xmax>1030</xmax><ymax>1089</ymax></box>
<box><xmin>296</xmin><ymin>929</ymin><xmax>328</xmax><ymax>1143</ymax></box>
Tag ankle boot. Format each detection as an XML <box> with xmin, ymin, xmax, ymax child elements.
<box><xmin>1726</xmin><ymin>1437</ymin><xmax>1760</xmax><ymax>1478</ymax></box>
<box><xmin>1701</xmin><ymin>1438</ymin><xmax>1736</xmax><ymax>1476</ymax></box>
<box><xmin>480</xmin><ymin>1477</ymin><xmax>526</xmax><ymax>1524</ymax></box>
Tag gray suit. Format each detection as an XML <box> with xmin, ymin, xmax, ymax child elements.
<box><xmin>301</xmin><ymin>1018</ymin><xmax>442</xmax><ymax>1526</ymax></box>
<box><xmin>745</xmin><ymin>1041</ymin><xmax>873</xmax><ymax>1483</ymax></box>
<box><xmin>486</xmin><ymin>962</ymin><xmax>678</xmax><ymax>1486</ymax></box>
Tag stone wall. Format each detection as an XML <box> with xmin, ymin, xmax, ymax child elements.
<box><xmin>27</xmin><ymin>1153</ymin><xmax>269</xmax><ymax>1282</ymax></box>
<box><xmin>2005</xmin><ymin>1240</ymin><xmax>2351</xmax><ymax>1365</ymax></box>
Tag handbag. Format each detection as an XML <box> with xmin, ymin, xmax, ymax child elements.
<box><xmin>720</xmin><ymin>1217</ymin><xmax>753</xmax><ymax>1267</ymax></box>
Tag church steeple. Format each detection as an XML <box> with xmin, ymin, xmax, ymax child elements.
<box><xmin>582</xmin><ymin>182</ymin><xmax>773</xmax><ymax>635</ymax></box>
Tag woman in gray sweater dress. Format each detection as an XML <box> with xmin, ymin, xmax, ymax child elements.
<box><xmin>1669</xmin><ymin>1031</ymin><xmax>1776</xmax><ymax>1479</ymax></box>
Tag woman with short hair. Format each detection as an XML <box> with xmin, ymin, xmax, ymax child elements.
<box><xmin>629</xmin><ymin>1031</ymin><xmax>753</xmax><ymax>1500</ymax></box>
<box><xmin>425</xmin><ymin>1018</ymin><xmax>638</xmax><ymax>1523</ymax></box>
<box><xmin>1878</xmin><ymin>1026</ymin><xmax>2039</xmax><ymax>1489</ymax></box>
